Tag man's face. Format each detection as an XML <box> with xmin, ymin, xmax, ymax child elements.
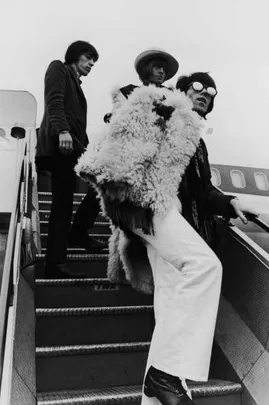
<box><xmin>148</xmin><ymin>59</ymin><xmax>167</xmax><ymax>85</ymax></box>
<box><xmin>149</xmin><ymin>66</ymin><xmax>166</xmax><ymax>85</ymax></box>
<box><xmin>76</xmin><ymin>53</ymin><xmax>96</xmax><ymax>76</ymax></box>
<box><xmin>186</xmin><ymin>83</ymin><xmax>213</xmax><ymax>116</ymax></box>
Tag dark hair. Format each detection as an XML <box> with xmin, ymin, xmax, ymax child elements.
<box><xmin>176</xmin><ymin>72</ymin><xmax>216</xmax><ymax>116</ymax></box>
<box><xmin>138</xmin><ymin>58</ymin><xmax>168</xmax><ymax>85</ymax></box>
<box><xmin>64</xmin><ymin>41</ymin><xmax>99</xmax><ymax>65</ymax></box>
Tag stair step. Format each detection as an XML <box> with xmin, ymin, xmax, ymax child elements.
<box><xmin>38</xmin><ymin>204</ymin><xmax>106</xmax><ymax>223</ymax></box>
<box><xmin>39</xmin><ymin>215</ymin><xmax>110</xmax><ymax>232</ymax></box>
<box><xmin>38</xmin><ymin>193</ymin><xmax>106</xmax><ymax>224</ymax></box>
<box><xmin>41</xmin><ymin>247</ymin><xmax>109</xmax><ymax>255</ymax></box>
<box><xmin>36</xmin><ymin>305</ymin><xmax>154</xmax><ymax>345</ymax></box>
<box><xmin>37</xmin><ymin>380</ymin><xmax>242</xmax><ymax>405</ymax></box>
<box><xmin>35</xmin><ymin>278</ymin><xmax>153</xmax><ymax>308</ymax></box>
<box><xmin>39</xmin><ymin>199</ymin><xmax>84</xmax><ymax>210</ymax></box>
<box><xmin>40</xmin><ymin>233</ymin><xmax>110</xmax><ymax>240</ymax></box>
<box><xmin>39</xmin><ymin>210</ymin><xmax>76</xmax><ymax>221</ymax></box>
<box><xmin>37</xmin><ymin>385</ymin><xmax>141</xmax><ymax>405</ymax></box>
<box><xmin>38</xmin><ymin>192</ymin><xmax>86</xmax><ymax>202</ymax></box>
<box><xmin>40</xmin><ymin>233</ymin><xmax>110</xmax><ymax>248</ymax></box>
<box><xmin>38</xmin><ymin>199</ymin><xmax>106</xmax><ymax>221</ymax></box>
<box><xmin>40</xmin><ymin>234</ymin><xmax>109</xmax><ymax>251</ymax></box>
<box><xmin>190</xmin><ymin>379</ymin><xmax>242</xmax><ymax>398</ymax></box>
<box><xmin>35</xmin><ymin>254</ymin><xmax>109</xmax><ymax>278</ymax></box>
<box><xmin>36</xmin><ymin>342</ymin><xmax>149</xmax><ymax>392</ymax></box>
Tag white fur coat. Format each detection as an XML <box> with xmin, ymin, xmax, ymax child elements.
<box><xmin>75</xmin><ymin>85</ymin><xmax>203</xmax><ymax>293</ymax></box>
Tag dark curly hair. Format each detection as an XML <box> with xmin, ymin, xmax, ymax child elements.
<box><xmin>176</xmin><ymin>72</ymin><xmax>216</xmax><ymax>116</ymax></box>
<box><xmin>64</xmin><ymin>41</ymin><xmax>99</xmax><ymax>65</ymax></box>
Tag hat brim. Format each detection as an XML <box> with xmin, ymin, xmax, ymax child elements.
<box><xmin>135</xmin><ymin>49</ymin><xmax>179</xmax><ymax>81</ymax></box>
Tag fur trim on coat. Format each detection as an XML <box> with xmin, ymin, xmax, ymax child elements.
<box><xmin>75</xmin><ymin>85</ymin><xmax>203</xmax><ymax>294</ymax></box>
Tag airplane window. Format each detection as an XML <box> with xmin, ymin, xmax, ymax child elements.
<box><xmin>230</xmin><ymin>170</ymin><xmax>246</xmax><ymax>188</ymax></box>
<box><xmin>0</xmin><ymin>128</ymin><xmax>6</xmax><ymax>139</ymax></box>
<box><xmin>0</xmin><ymin>128</ymin><xmax>10</xmax><ymax>150</ymax></box>
<box><xmin>254</xmin><ymin>172</ymin><xmax>269</xmax><ymax>191</ymax></box>
<box><xmin>210</xmin><ymin>168</ymin><xmax>221</xmax><ymax>187</ymax></box>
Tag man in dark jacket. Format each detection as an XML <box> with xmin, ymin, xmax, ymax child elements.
<box><xmin>36</xmin><ymin>40</ymin><xmax>104</xmax><ymax>278</ymax></box>
<box><xmin>176</xmin><ymin>72</ymin><xmax>257</xmax><ymax>248</ymax></box>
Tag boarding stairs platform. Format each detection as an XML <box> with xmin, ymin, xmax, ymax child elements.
<box><xmin>35</xmin><ymin>191</ymin><xmax>243</xmax><ymax>405</ymax></box>
<box><xmin>3</xmin><ymin>92</ymin><xmax>269</xmax><ymax>405</ymax></box>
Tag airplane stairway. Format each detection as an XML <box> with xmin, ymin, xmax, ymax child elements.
<box><xmin>35</xmin><ymin>191</ymin><xmax>242</xmax><ymax>405</ymax></box>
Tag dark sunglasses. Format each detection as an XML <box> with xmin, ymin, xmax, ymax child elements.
<box><xmin>189</xmin><ymin>81</ymin><xmax>217</xmax><ymax>97</ymax></box>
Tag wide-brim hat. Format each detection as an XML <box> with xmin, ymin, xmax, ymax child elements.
<box><xmin>134</xmin><ymin>48</ymin><xmax>179</xmax><ymax>81</ymax></box>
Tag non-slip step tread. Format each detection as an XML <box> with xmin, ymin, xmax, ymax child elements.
<box><xmin>39</xmin><ymin>200</ymin><xmax>81</xmax><ymax>207</ymax></box>
<box><xmin>36</xmin><ymin>253</ymin><xmax>109</xmax><ymax>261</ymax></box>
<box><xmin>189</xmin><ymin>379</ymin><xmax>242</xmax><ymax>397</ymax></box>
<box><xmin>39</xmin><ymin>192</ymin><xmax>86</xmax><ymax>197</ymax></box>
<box><xmin>39</xmin><ymin>219</ymin><xmax>109</xmax><ymax>227</ymax></box>
<box><xmin>37</xmin><ymin>385</ymin><xmax>141</xmax><ymax>405</ymax></box>
<box><xmin>37</xmin><ymin>380</ymin><xmax>242</xmax><ymax>404</ymax></box>
<box><xmin>40</xmin><ymin>230</ymin><xmax>111</xmax><ymax>239</ymax></box>
<box><xmin>35</xmin><ymin>278</ymin><xmax>123</xmax><ymax>286</ymax></box>
<box><xmin>36</xmin><ymin>342</ymin><xmax>150</xmax><ymax>357</ymax></box>
<box><xmin>41</xmin><ymin>248</ymin><xmax>109</xmax><ymax>254</ymax></box>
<box><xmin>36</xmin><ymin>305</ymin><xmax>153</xmax><ymax>316</ymax></box>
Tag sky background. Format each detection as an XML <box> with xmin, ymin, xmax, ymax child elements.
<box><xmin>1</xmin><ymin>0</ymin><xmax>269</xmax><ymax>167</ymax></box>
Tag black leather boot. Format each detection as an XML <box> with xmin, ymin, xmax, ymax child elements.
<box><xmin>144</xmin><ymin>366</ymin><xmax>194</xmax><ymax>405</ymax></box>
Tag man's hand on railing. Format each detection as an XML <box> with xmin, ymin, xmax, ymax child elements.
<box><xmin>230</xmin><ymin>197</ymin><xmax>259</xmax><ymax>225</ymax></box>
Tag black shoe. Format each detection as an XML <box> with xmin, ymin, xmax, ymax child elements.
<box><xmin>144</xmin><ymin>366</ymin><xmax>194</xmax><ymax>405</ymax></box>
<box><xmin>44</xmin><ymin>263</ymin><xmax>86</xmax><ymax>279</ymax></box>
<box><xmin>69</xmin><ymin>232</ymin><xmax>106</xmax><ymax>253</ymax></box>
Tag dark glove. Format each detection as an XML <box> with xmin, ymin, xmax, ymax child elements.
<box><xmin>153</xmin><ymin>102</ymin><xmax>175</xmax><ymax>120</ymax></box>
<box><xmin>104</xmin><ymin>113</ymin><xmax>112</xmax><ymax>123</ymax></box>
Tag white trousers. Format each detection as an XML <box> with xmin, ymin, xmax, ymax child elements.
<box><xmin>133</xmin><ymin>204</ymin><xmax>222</xmax><ymax>403</ymax></box>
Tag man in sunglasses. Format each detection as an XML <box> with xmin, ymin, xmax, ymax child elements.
<box><xmin>176</xmin><ymin>72</ymin><xmax>257</xmax><ymax>248</ymax></box>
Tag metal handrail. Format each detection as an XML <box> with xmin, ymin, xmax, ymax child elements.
<box><xmin>245</xmin><ymin>213</ymin><xmax>269</xmax><ymax>234</ymax></box>
<box><xmin>213</xmin><ymin>185</ymin><xmax>269</xmax><ymax>233</ymax></box>
<box><xmin>0</xmin><ymin>135</ymin><xmax>29</xmax><ymax>381</ymax></box>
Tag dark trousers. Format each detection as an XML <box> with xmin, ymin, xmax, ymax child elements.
<box><xmin>46</xmin><ymin>156</ymin><xmax>100</xmax><ymax>264</ymax></box>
